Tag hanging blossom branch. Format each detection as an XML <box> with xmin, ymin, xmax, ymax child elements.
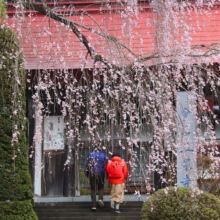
<box><xmin>21</xmin><ymin>0</ymin><xmax>220</xmax><ymax>71</ymax></box>
<box><xmin>21</xmin><ymin>0</ymin><xmax>122</xmax><ymax>70</ymax></box>
<box><xmin>9</xmin><ymin>0</ymin><xmax>220</xmax><ymax>194</ymax></box>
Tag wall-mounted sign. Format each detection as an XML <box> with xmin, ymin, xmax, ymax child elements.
<box><xmin>44</xmin><ymin>116</ymin><xmax>64</xmax><ymax>150</ymax></box>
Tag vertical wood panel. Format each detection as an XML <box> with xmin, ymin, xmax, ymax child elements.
<box><xmin>63</xmin><ymin>147</ymin><xmax>75</xmax><ymax>197</ymax></box>
<box><xmin>73</xmin><ymin>147</ymin><xmax>80</xmax><ymax>196</ymax></box>
<box><xmin>43</xmin><ymin>151</ymin><xmax>65</xmax><ymax>196</ymax></box>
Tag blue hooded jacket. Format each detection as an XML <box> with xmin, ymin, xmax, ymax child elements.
<box><xmin>85</xmin><ymin>151</ymin><xmax>108</xmax><ymax>175</ymax></box>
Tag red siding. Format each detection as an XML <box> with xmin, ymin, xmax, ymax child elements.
<box><xmin>4</xmin><ymin>2</ymin><xmax>220</xmax><ymax>69</ymax></box>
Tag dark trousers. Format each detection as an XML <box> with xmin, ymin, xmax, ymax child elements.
<box><xmin>90</xmin><ymin>173</ymin><xmax>105</xmax><ymax>207</ymax></box>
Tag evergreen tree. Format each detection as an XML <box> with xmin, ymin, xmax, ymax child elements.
<box><xmin>0</xmin><ymin>23</ymin><xmax>37</xmax><ymax>220</ymax></box>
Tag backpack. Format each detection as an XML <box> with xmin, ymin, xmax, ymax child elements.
<box><xmin>109</xmin><ymin>160</ymin><xmax>123</xmax><ymax>178</ymax></box>
<box><xmin>85</xmin><ymin>152</ymin><xmax>101</xmax><ymax>177</ymax></box>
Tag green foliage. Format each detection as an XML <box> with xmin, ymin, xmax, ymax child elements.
<box><xmin>0</xmin><ymin>24</ymin><xmax>37</xmax><ymax>219</ymax></box>
<box><xmin>0</xmin><ymin>0</ymin><xmax>6</xmax><ymax>20</ymax></box>
<box><xmin>80</xmin><ymin>187</ymin><xmax>90</xmax><ymax>195</ymax></box>
<box><xmin>79</xmin><ymin>166</ymin><xmax>90</xmax><ymax>195</ymax></box>
<box><xmin>0</xmin><ymin>200</ymin><xmax>37</xmax><ymax>220</ymax></box>
<box><xmin>215</xmin><ymin>187</ymin><xmax>220</xmax><ymax>198</ymax></box>
<box><xmin>141</xmin><ymin>186</ymin><xmax>220</xmax><ymax>220</ymax></box>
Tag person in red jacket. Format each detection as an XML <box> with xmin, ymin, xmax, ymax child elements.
<box><xmin>106</xmin><ymin>151</ymin><xmax>128</xmax><ymax>214</ymax></box>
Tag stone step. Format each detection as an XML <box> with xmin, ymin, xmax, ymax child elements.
<box><xmin>34</xmin><ymin>201</ymin><xmax>143</xmax><ymax>206</ymax></box>
<box><xmin>38</xmin><ymin>217</ymin><xmax>142</xmax><ymax>220</ymax></box>
<box><xmin>36</xmin><ymin>212</ymin><xmax>141</xmax><ymax>217</ymax></box>
<box><xmin>34</xmin><ymin>201</ymin><xmax>143</xmax><ymax>220</ymax></box>
<box><xmin>35</xmin><ymin>208</ymin><xmax>142</xmax><ymax>213</ymax></box>
<box><xmin>34</xmin><ymin>205</ymin><xmax>143</xmax><ymax>209</ymax></box>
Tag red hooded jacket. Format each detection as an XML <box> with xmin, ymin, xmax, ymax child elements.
<box><xmin>106</xmin><ymin>156</ymin><xmax>128</xmax><ymax>184</ymax></box>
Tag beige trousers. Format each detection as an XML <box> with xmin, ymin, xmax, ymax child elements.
<box><xmin>109</xmin><ymin>183</ymin><xmax>125</xmax><ymax>203</ymax></box>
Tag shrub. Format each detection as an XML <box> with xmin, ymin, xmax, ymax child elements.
<box><xmin>215</xmin><ymin>187</ymin><xmax>220</xmax><ymax>199</ymax></box>
<box><xmin>142</xmin><ymin>186</ymin><xmax>220</xmax><ymax>220</ymax></box>
<box><xmin>79</xmin><ymin>166</ymin><xmax>90</xmax><ymax>195</ymax></box>
<box><xmin>0</xmin><ymin>24</ymin><xmax>37</xmax><ymax>219</ymax></box>
<box><xmin>0</xmin><ymin>200</ymin><xmax>37</xmax><ymax>220</ymax></box>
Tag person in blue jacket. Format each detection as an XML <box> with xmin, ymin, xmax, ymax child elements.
<box><xmin>85</xmin><ymin>143</ymin><xmax>108</xmax><ymax>211</ymax></box>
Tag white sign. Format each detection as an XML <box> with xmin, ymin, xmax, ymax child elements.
<box><xmin>44</xmin><ymin>116</ymin><xmax>64</xmax><ymax>150</ymax></box>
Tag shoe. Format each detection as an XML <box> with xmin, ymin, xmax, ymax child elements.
<box><xmin>115</xmin><ymin>209</ymin><xmax>121</xmax><ymax>214</ymax></box>
<box><xmin>98</xmin><ymin>199</ymin><xmax>104</xmax><ymax>207</ymax></box>
<box><xmin>91</xmin><ymin>207</ymin><xmax>96</xmax><ymax>212</ymax></box>
<box><xmin>111</xmin><ymin>207</ymin><xmax>115</xmax><ymax>212</ymax></box>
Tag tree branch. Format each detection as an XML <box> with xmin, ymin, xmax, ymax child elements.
<box><xmin>22</xmin><ymin>1</ymin><xmax>220</xmax><ymax>73</ymax></box>
<box><xmin>22</xmin><ymin>1</ymin><xmax>122</xmax><ymax>70</ymax></box>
